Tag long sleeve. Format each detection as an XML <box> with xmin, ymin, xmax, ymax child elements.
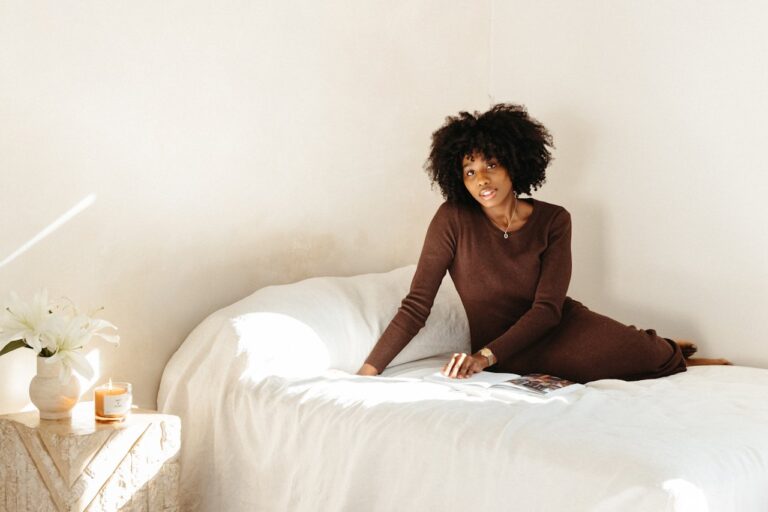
<box><xmin>364</xmin><ymin>203</ymin><xmax>457</xmax><ymax>372</ymax></box>
<box><xmin>485</xmin><ymin>209</ymin><xmax>572</xmax><ymax>364</ymax></box>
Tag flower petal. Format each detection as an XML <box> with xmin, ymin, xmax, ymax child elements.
<box><xmin>25</xmin><ymin>334</ymin><xmax>43</xmax><ymax>354</ymax></box>
<box><xmin>90</xmin><ymin>318</ymin><xmax>118</xmax><ymax>330</ymax></box>
<box><xmin>66</xmin><ymin>351</ymin><xmax>94</xmax><ymax>380</ymax></box>
<box><xmin>58</xmin><ymin>360</ymin><xmax>73</xmax><ymax>384</ymax></box>
<box><xmin>0</xmin><ymin>330</ymin><xmax>27</xmax><ymax>346</ymax></box>
<box><xmin>93</xmin><ymin>333</ymin><xmax>120</xmax><ymax>345</ymax></box>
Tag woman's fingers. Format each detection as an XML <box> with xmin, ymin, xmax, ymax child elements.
<box><xmin>459</xmin><ymin>355</ymin><xmax>476</xmax><ymax>378</ymax></box>
<box><xmin>442</xmin><ymin>353</ymin><xmax>460</xmax><ymax>376</ymax></box>
<box><xmin>445</xmin><ymin>353</ymin><xmax>464</xmax><ymax>378</ymax></box>
<box><xmin>459</xmin><ymin>354</ymin><xmax>483</xmax><ymax>378</ymax></box>
<box><xmin>450</xmin><ymin>353</ymin><xmax>468</xmax><ymax>379</ymax></box>
<box><xmin>443</xmin><ymin>353</ymin><xmax>484</xmax><ymax>379</ymax></box>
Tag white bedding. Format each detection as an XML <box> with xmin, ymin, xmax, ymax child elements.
<box><xmin>158</xmin><ymin>267</ymin><xmax>768</xmax><ymax>511</ymax></box>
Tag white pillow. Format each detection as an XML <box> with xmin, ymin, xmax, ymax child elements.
<box><xmin>224</xmin><ymin>265</ymin><xmax>470</xmax><ymax>378</ymax></box>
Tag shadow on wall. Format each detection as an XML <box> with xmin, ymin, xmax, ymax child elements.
<box><xmin>247</xmin><ymin>231</ymin><xmax>346</xmax><ymax>287</ymax></box>
<box><xmin>117</xmin><ymin>226</ymin><xmax>410</xmax><ymax>352</ymax></box>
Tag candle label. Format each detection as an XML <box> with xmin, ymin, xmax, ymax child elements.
<box><xmin>104</xmin><ymin>393</ymin><xmax>132</xmax><ymax>415</ymax></box>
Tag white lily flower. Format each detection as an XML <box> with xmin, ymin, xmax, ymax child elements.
<box><xmin>45</xmin><ymin>349</ymin><xmax>94</xmax><ymax>383</ymax></box>
<box><xmin>0</xmin><ymin>290</ymin><xmax>52</xmax><ymax>354</ymax></box>
<box><xmin>48</xmin><ymin>299</ymin><xmax>120</xmax><ymax>347</ymax></box>
<box><xmin>45</xmin><ymin>314</ymin><xmax>96</xmax><ymax>382</ymax></box>
<box><xmin>1</xmin><ymin>291</ymin><xmax>120</xmax><ymax>382</ymax></box>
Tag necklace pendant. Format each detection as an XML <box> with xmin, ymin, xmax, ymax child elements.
<box><xmin>503</xmin><ymin>232</ymin><xmax>509</xmax><ymax>239</ymax></box>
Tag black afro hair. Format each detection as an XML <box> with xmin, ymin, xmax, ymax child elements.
<box><xmin>425</xmin><ymin>103</ymin><xmax>553</xmax><ymax>205</ymax></box>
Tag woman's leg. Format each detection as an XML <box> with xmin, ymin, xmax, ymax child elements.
<box><xmin>673</xmin><ymin>340</ymin><xmax>732</xmax><ymax>365</ymax></box>
<box><xmin>685</xmin><ymin>357</ymin><xmax>732</xmax><ymax>366</ymax></box>
<box><xmin>509</xmin><ymin>301</ymin><xmax>688</xmax><ymax>383</ymax></box>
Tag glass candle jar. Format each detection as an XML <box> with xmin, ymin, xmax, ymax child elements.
<box><xmin>94</xmin><ymin>380</ymin><xmax>132</xmax><ymax>422</ymax></box>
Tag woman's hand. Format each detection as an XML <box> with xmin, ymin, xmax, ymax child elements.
<box><xmin>442</xmin><ymin>352</ymin><xmax>488</xmax><ymax>379</ymax></box>
<box><xmin>356</xmin><ymin>363</ymin><xmax>380</xmax><ymax>376</ymax></box>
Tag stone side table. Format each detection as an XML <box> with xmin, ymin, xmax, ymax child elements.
<box><xmin>0</xmin><ymin>402</ymin><xmax>180</xmax><ymax>512</ymax></box>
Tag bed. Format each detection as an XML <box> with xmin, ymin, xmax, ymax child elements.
<box><xmin>158</xmin><ymin>265</ymin><xmax>768</xmax><ymax>511</ymax></box>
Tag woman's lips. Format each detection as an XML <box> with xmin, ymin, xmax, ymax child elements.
<box><xmin>479</xmin><ymin>189</ymin><xmax>496</xmax><ymax>201</ymax></box>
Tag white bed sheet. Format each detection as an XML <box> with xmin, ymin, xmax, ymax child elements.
<box><xmin>160</xmin><ymin>347</ymin><xmax>768</xmax><ymax>511</ymax></box>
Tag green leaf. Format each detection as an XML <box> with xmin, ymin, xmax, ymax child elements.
<box><xmin>0</xmin><ymin>339</ymin><xmax>29</xmax><ymax>357</ymax></box>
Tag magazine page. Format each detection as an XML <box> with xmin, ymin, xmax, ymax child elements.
<box><xmin>424</xmin><ymin>370</ymin><xmax>521</xmax><ymax>389</ymax></box>
<box><xmin>423</xmin><ymin>371</ymin><xmax>584</xmax><ymax>403</ymax></box>
<box><xmin>495</xmin><ymin>374</ymin><xmax>584</xmax><ymax>396</ymax></box>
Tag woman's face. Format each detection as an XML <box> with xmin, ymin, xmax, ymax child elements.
<box><xmin>462</xmin><ymin>153</ymin><xmax>515</xmax><ymax>209</ymax></box>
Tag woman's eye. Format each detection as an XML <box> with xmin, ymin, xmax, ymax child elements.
<box><xmin>487</xmin><ymin>163</ymin><xmax>497</xmax><ymax>170</ymax></box>
<box><xmin>466</xmin><ymin>170</ymin><xmax>475</xmax><ymax>177</ymax></box>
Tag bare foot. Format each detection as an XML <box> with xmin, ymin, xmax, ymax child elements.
<box><xmin>686</xmin><ymin>357</ymin><xmax>733</xmax><ymax>366</ymax></box>
<box><xmin>675</xmin><ymin>339</ymin><xmax>698</xmax><ymax>359</ymax></box>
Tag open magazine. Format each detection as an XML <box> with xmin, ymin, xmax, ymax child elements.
<box><xmin>424</xmin><ymin>371</ymin><xmax>584</xmax><ymax>397</ymax></box>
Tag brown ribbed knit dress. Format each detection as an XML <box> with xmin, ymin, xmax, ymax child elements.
<box><xmin>365</xmin><ymin>199</ymin><xmax>687</xmax><ymax>383</ymax></box>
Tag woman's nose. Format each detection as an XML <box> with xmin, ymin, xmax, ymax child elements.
<box><xmin>476</xmin><ymin>170</ymin><xmax>490</xmax><ymax>185</ymax></box>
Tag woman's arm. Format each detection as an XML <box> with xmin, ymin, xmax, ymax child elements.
<box><xmin>357</xmin><ymin>363</ymin><xmax>380</xmax><ymax>376</ymax></box>
<box><xmin>485</xmin><ymin>208</ymin><xmax>572</xmax><ymax>364</ymax></box>
<box><xmin>358</xmin><ymin>204</ymin><xmax>458</xmax><ymax>375</ymax></box>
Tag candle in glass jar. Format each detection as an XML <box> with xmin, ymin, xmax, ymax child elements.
<box><xmin>94</xmin><ymin>379</ymin><xmax>132</xmax><ymax>422</ymax></box>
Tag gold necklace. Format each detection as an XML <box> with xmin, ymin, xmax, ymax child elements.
<box><xmin>503</xmin><ymin>195</ymin><xmax>518</xmax><ymax>239</ymax></box>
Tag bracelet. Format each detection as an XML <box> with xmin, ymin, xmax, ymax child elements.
<box><xmin>479</xmin><ymin>347</ymin><xmax>496</xmax><ymax>366</ymax></box>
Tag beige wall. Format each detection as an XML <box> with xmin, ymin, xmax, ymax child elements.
<box><xmin>4</xmin><ymin>1</ymin><xmax>766</xmax><ymax>415</ymax></box>
<box><xmin>0</xmin><ymin>1</ymin><xmax>491</xmax><ymax>413</ymax></box>
<box><xmin>491</xmin><ymin>1</ymin><xmax>768</xmax><ymax>368</ymax></box>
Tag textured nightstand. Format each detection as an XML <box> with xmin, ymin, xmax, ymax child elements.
<box><xmin>0</xmin><ymin>402</ymin><xmax>180</xmax><ymax>512</ymax></box>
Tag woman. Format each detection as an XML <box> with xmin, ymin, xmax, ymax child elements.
<box><xmin>357</xmin><ymin>104</ymin><xmax>730</xmax><ymax>382</ymax></box>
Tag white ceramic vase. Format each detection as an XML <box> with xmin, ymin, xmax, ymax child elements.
<box><xmin>29</xmin><ymin>356</ymin><xmax>81</xmax><ymax>420</ymax></box>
